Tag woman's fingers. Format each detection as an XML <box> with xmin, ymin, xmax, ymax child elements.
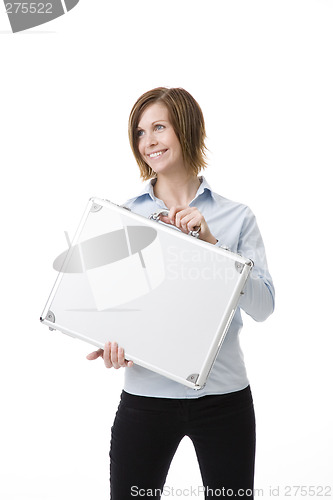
<box><xmin>166</xmin><ymin>206</ymin><xmax>216</xmax><ymax>243</ymax></box>
<box><xmin>168</xmin><ymin>206</ymin><xmax>189</xmax><ymax>225</ymax></box>
<box><xmin>111</xmin><ymin>342</ymin><xmax>120</xmax><ymax>369</ymax></box>
<box><xmin>86</xmin><ymin>348</ymin><xmax>104</xmax><ymax>360</ymax></box>
<box><xmin>167</xmin><ymin>206</ymin><xmax>180</xmax><ymax>224</ymax></box>
<box><xmin>179</xmin><ymin>212</ymin><xmax>202</xmax><ymax>232</ymax></box>
<box><xmin>118</xmin><ymin>346</ymin><xmax>133</xmax><ymax>368</ymax></box>
<box><xmin>118</xmin><ymin>346</ymin><xmax>125</xmax><ymax>366</ymax></box>
<box><xmin>100</xmin><ymin>341</ymin><xmax>133</xmax><ymax>369</ymax></box>
<box><xmin>170</xmin><ymin>207</ymin><xmax>203</xmax><ymax>232</ymax></box>
<box><xmin>103</xmin><ymin>341</ymin><xmax>113</xmax><ymax>369</ymax></box>
<box><xmin>159</xmin><ymin>207</ymin><xmax>202</xmax><ymax>233</ymax></box>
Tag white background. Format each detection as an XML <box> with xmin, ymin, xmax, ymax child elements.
<box><xmin>1</xmin><ymin>1</ymin><xmax>332</xmax><ymax>498</ymax></box>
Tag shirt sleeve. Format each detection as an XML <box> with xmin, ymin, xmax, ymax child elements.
<box><xmin>237</xmin><ymin>207</ymin><xmax>275</xmax><ymax>322</ymax></box>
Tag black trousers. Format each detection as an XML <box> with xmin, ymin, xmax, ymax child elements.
<box><xmin>110</xmin><ymin>386</ymin><xmax>256</xmax><ymax>499</ymax></box>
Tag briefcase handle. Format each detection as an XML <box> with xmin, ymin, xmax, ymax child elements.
<box><xmin>149</xmin><ymin>209</ymin><xmax>201</xmax><ymax>238</ymax></box>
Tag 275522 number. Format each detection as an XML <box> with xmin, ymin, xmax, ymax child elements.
<box><xmin>5</xmin><ymin>3</ymin><xmax>53</xmax><ymax>14</ymax></box>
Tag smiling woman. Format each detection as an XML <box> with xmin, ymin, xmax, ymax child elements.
<box><xmin>128</xmin><ymin>87</ymin><xmax>208</xmax><ymax>180</ymax></box>
<box><xmin>87</xmin><ymin>87</ymin><xmax>275</xmax><ymax>499</ymax></box>
<box><xmin>126</xmin><ymin>88</ymin><xmax>217</xmax><ymax>241</ymax></box>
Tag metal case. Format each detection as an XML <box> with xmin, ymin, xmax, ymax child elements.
<box><xmin>40</xmin><ymin>198</ymin><xmax>253</xmax><ymax>390</ymax></box>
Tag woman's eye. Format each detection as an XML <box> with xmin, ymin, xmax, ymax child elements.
<box><xmin>137</xmin><ymin>130</ymin><xmax>144</xmax><ymax>138</ymax></box>
<box><xmin>155</xmin><ymin>124</ymin><xmax>164</xmax><ymax>131</ymax></box>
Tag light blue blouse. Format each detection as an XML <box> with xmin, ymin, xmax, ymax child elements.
<box><xmin>121</xmin><ymin>176</ymin><xmax>275</xmax><ymax>398</ymax></box>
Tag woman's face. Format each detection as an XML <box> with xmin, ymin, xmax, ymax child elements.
<box><xmin>137</xmin><ymin>102</ymin><xmax>185</xmax><ymax>176</ymax></box>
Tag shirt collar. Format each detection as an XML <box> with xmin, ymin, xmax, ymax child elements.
<box><xmin>132</xmin><ymin>175</ymin><xmax>215</xmax><ymax>205</ymax></box>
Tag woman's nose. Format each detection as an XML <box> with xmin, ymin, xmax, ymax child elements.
<box><xmin>145</xmin><ymin>131</ymin><xmax>157</xmax><ymax>147</ymax></box>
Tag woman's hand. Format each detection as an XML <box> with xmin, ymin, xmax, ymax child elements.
<box><xmin>160</xmin><ymin>206</ymin><xmax>217</xmax><ymax>245</ymax></box>
<box><xmin>86</xmin><ymin>342</ymin><xmax>134</xmax><ymax>369</ymax></box>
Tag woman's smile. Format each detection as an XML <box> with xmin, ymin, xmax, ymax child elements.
<box><xmin>147</xmin><ymin>148</ymin><xmax>168</xmax><ymax>159</ymax></box>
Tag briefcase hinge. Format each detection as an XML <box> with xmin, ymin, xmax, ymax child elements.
<box><xmin>186</xmin><ymin>373</ymin><xmax>199</xmax><ymax>384</ymax></box>
<box><xmin>46</xmin><ymin>310</ymin><xmax>56</xmax><ymax>331</ymax></box>
<box><xmin>235</xmin><ymin>261</ymin><xmax>244</xmax><ymax>273</ymax></box>
<box><xmin>90</xmin><ymin>203</ymin><xmax>103</xmax><ymax>213</ymax></box>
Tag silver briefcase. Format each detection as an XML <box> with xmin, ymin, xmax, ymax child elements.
<box><xmin>40</xmin><ymin>198</ymin><xmax>253</xmax><ymax>390</ymax></box>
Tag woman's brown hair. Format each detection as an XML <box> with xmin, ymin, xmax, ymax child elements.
<box><xmin>128</xmin><ymin>87</ymin><xmax>208</xmax><ymax>180</ymax></box>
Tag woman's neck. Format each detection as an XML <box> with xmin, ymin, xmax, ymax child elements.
<box><xmin>153</xmin><ymin>173</ymin><xmax>201</xmax><ymax>208</ymax></box>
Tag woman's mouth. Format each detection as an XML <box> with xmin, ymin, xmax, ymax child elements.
<box><xmin>147</xmin><ymin>149</ymin><xmax>168</xmax><ymax>159</ymax></box>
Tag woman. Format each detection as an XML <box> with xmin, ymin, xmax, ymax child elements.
<box><xmin>87</xmin><ymin>87</ymin><xmax>275</xmax><ymax>499</ymax></box>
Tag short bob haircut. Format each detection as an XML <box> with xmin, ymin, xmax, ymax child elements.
<box><xmin>128</xmin><ymin>87</ymin><xmax>208</xmax><ymax>181</ymax></box>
